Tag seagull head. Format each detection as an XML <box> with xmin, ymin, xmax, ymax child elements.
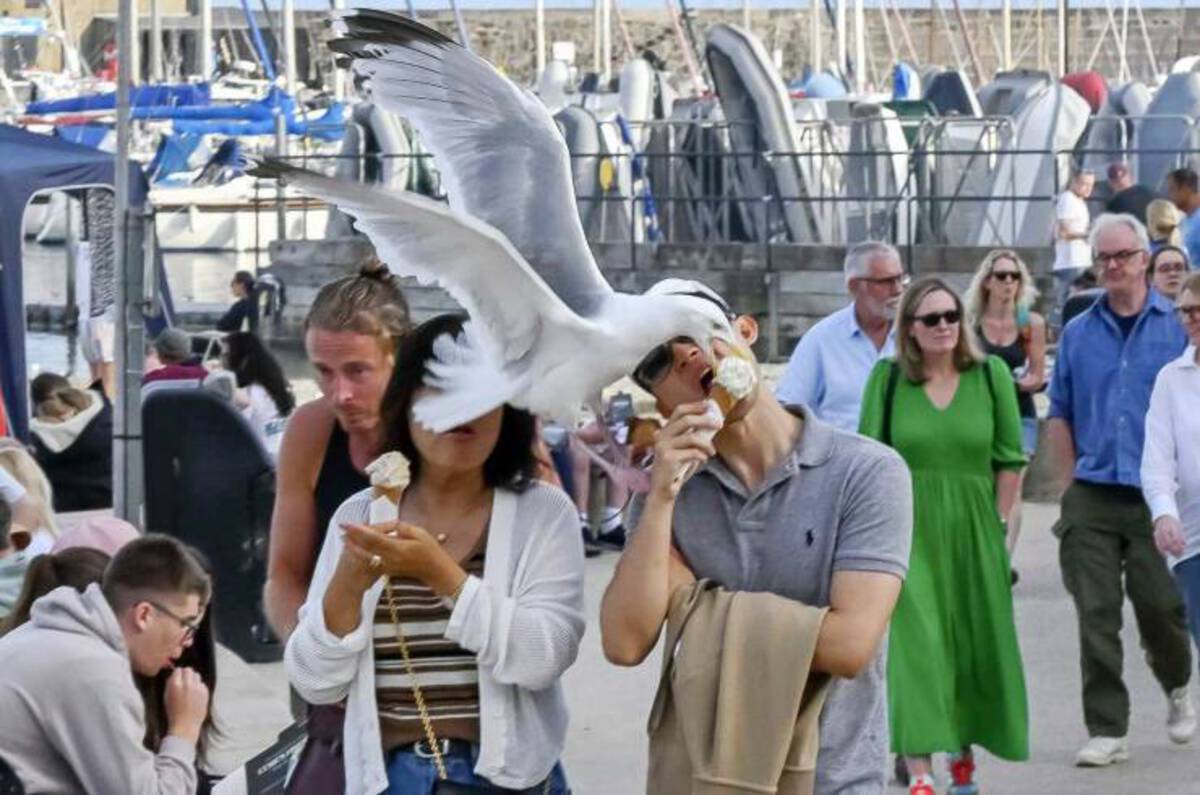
<box><xmin>625</xmin><ymin>278</ymin><xmax>738</xmax><ymax>367</ymax></box>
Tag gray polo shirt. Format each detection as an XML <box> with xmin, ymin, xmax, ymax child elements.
<box><xmin>630</xmin><ymin>406</ymin><xmax>912</xmax><ymax>794</ymax></box>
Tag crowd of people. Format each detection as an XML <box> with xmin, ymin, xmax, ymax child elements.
<box><xmin>1</xmin><ymin>177</ymin><xmax>1199</xmax><ymax>794</ymax></box>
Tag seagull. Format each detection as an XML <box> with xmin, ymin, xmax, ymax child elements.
<box><xmin>251</xmin><ymin>11</ymin><xmax>734</xmax><ymax>432</ymax></box>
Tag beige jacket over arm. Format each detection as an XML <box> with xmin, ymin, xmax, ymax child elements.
<box><xmin>647</xmin><ymin>580</ymin><xmax>831</xmax><ymax>795</ymax></box>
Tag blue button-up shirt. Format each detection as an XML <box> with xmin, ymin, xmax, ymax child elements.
<box><xmin>775</xmin><ymin>302</ymin><xmax>896</xmax><ymax>433</ymax></box>
<box><xmin>1183</xmin><ymin>207</ymin><xmax>1200</xmax><ymax>269</ymax></box>
<box><xmin>1048</xmin><ymin>289</ymin><xmax>1187</xmax><ymax>487</ymax></box>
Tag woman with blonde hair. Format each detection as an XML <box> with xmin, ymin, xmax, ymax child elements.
<box><xmin>29</xmin><ymin>372</ymin><xmax>113</xmax><ymax>512</ymax></box>
<box><xmin>1147</xmin><ymin>199</ymin><xmax>1184</xmax><ymax>254</ymax></box>
<box><xmin>0</xmin><ymin>439</ymin><xmax>59</xmax><ymax>554</ymax></box>
<box><xmin>860</xmin><ymin>277</ymin><xmax>1028</xmax><ymax>795</ymax></box>
<box><xmin>964</xmin><ymin>250</ymin><xmax>1046</xmax><ymax>557</ymax></box>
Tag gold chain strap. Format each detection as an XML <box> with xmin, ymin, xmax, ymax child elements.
<box><xmin>382</xmin><ymin>577</ymin><xmax>450</xmax><ymax>781</ymax></box>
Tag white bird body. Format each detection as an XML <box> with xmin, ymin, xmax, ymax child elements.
<box><xmin>257</xmin><ymin>10</ymin><xmax>735</xmax><ymax>431</ymax></box>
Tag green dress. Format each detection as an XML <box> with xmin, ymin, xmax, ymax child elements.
<box><xmin>859</xmin><ymin>355</ymin><xmax>1029</xmax><ymax>761</ymax></box>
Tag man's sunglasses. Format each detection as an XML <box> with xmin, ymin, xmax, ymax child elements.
<box><xmin>990</xmin><ymin>271</ymin><xmax>1021</xmax><ymax>283</ymax></box>
<box><xmin>633</xmin><ymin>336</ymin><xmax>693</xmax><ymax>392</ymax></box>
<box><xmin>147</xmin><ymin>600</ymin><xmax>201</xmax><ymax>643</ymax></box>
<box><xmin>913</xmin><ymin>310</ymin><xmax>961</xmax><ymax>328</ymax></box>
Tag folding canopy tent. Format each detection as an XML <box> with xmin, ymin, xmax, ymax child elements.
<box><xmin>0</xmin><ymin>124</ymin><xmax>171</xmax><ymax>440</ymax></box>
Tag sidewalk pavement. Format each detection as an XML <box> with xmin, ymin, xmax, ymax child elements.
<box><xmin>211</xmin><ymin>501</ymin><xmax>1200</xmax><ymax>793</ymax></box>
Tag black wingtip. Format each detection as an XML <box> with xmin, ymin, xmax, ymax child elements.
<box><xmin>246</xmin><ymin>157</ymin><xmax>305</xmax><ymax>182</ymax></box>
<box><xmin>335</xmin><ymin>9</ymin><xmax>456</xmax><ymax>53</ymax></box>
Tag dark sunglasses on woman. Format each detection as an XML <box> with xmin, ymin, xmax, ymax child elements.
<box><xmin>914</xmin><ymin>310</ymin><xmax>961</xmax><ymax>328</ymax></box>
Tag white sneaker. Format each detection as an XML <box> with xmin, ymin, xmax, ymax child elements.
<box><xmin>1074</xmin><ymin>736</ymin><xmax>1130</xmax><ymax>767</ymax></box>
<box><xmin>1167</xmin><ymin>686</ymin><xmax>1197</xmax><ymax>744</ymax></box>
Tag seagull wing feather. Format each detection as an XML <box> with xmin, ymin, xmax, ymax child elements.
<box><xmin>253</xmin><ymin>160</ymin><xmax>590</xmax><ymax>368</ymax></box>
<box><xmin>331</xmin><ymin>10</ymin><xmax>612</xmax><ymax>316</ymax></box>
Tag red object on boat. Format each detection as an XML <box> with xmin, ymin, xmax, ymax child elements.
<box><xmin>1062</xmin><ymin>72</ymin><xmax>1108</xmax><ymax>114</ymax></box>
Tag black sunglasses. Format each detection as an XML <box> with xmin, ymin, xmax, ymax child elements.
<box><xmin>990</xmin><ymin>271</ymin><xmax>1021</xmax><ymax>283</ymax></box>
<box><xmin>633</xmin><ymin>336</ymin><xmax>693</xmax><ymax>392</ymax></box>
<box><xmin>913</xmin><ymin>310</ymin><xmax>961</xmax><ymax>328</ymax></box>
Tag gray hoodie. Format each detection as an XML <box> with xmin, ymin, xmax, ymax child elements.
<box><xmin>0</xmin><ymin>584</ymin><xmax>197</xmax><ymax>794</ymax></box>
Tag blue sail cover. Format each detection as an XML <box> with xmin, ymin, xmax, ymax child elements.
<box><xmin>25</xmin><ymin>83</ymin><xmax>211</xmax><ymax>115</ymax></box>
<box><xmin>0</xmin><ymin>125</ymin><xmax>173</xmax><ymax>440</ymax></box>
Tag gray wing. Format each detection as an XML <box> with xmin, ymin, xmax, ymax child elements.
<box><xmin>330</xmin><ymin>9</ymin><xmax>611</xmax><ymax>315</ymax></box>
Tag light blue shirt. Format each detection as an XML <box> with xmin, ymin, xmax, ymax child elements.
<box><xmin>775</xmin><ymin>303</ymin><xmax>896</xmax><ymax>433</ymax></box>
<box><xmin>1184</xmin><ymin>207</ymin><xmax>1200</xmax><ymax>269</ymax></box>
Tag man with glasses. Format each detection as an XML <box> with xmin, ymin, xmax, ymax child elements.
<box><xmin>0</xmin><ymin>534</ymin><xmax>211</xmax><ymax>794</ymax></box>
<box><xmin>1047</xmin><ymin>213</ymin><xmax>1194</xmax><ymax>768</ymax></box>
<box><xmin>603</xmin><ymin>278</ymin><xmax>913</xmax><ymax>793</ymax></box>
<box><xmin>776</xmin><ymin>241</ymin><xmax>908</xmax><ymax>432</ymax></box>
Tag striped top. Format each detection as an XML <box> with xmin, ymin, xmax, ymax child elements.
<box><xmin>374</xmin><ymin>536</ymin><xmax>486</xmax><ymax>750</ymax></box>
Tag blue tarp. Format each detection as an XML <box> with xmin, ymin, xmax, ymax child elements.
<box><xmin>55</xmin><ymin>124</ymin><xmax>112</xmax><ymax>150</ymax></box>
<box><xmin>0</xmin><ymin>125</ymin><xmax>173</xmax><ymax>440</ymax></box>
<box><xmin>25</xmin><ymin>83</ymin><xmax>212</xmax><ymax>116</ymax></box>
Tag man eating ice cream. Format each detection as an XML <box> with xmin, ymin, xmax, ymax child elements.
<box><xmin>600</xmin><ymin>279</ymin><xmax>914</xmax><ymax>794</ymax></box>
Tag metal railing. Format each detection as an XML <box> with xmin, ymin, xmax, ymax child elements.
<box><xmin>243</xmin><ymin>115</ymin><xmax>1200</xmax><ymax>261</ymax></box>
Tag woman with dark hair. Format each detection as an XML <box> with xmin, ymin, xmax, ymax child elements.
<box><xmin>222</xmin><ymin>332</ymin><xmax>295</xmax><ymax>457</ymax></box>
<box><xmin>216</xmin><ymin>270</ymin><xmax>258</xmax><ymax>333</ymax></box>
<box><xmin>1149</xmin><ymin>245</ymin><xmax>1190</xmax><ymax>303</ymax></box>
<box><xmin>286</xmin><ymin>314</ymin><xmax>585</xmax><ymax>794</ymax></box>
<box><xmin>860</xmin><ymin>277</ymin><xmax>1029</xmax><ymax>795</ymax></box>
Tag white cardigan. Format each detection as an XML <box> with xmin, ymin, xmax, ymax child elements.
<box><xmin>1142</xmin><ymin>346</ymin><xmax>1200</xmax><ymax>568</ymax></box>
<box><xmin>285</xmin><ymin>482</ymin><xmax>587</xmax><ymax>794</ymax></box>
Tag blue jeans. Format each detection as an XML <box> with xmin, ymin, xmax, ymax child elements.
<box><xmin>384</xmin><ymin>743</ymin><xmax>570</xmax><ymax>795</ymax></box>
<box><xmin>1174</xmin><ymin>556</ymin><xmax>1200</xmax><ymax>660</ymax></box>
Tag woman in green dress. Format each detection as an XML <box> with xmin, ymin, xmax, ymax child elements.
<box><xmin>859</xmin><ymin>276</ymin><xmax>1029</xmax><ymax>795</ymax></box>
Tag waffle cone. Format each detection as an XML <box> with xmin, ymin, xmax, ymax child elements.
<box><xmin>709</xmin><ymin>384</ymin><xmax>739</xmax><ymax>417</ymax></box>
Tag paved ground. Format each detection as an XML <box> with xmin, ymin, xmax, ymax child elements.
<box><xmin>211</xmin><ymin>501</ymin><xmax>1200</xmax><ymax>793</ymax></box>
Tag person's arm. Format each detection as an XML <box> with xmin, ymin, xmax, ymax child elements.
<box><xmin>600</xmin><ymin>402</ymin><xmax>715</xmax><ymax>666</ymax></box>
<box><xmin>774</xmin><ymin>329</ymin><xmax>822</xmax><ymax>409</ymax></box>
<box><xmin>1045</xmin><ymin>418</ymin><xmax>1076</xmax><ymax>489</ymax></box>
<box><xmin>284</xmin><ymin>495</ymin><xmax>377</xmax><ymax>705</ymax></box>
<box><xmin>215</xmin><ymin>298</ymin><xmax>248</xmax><ymax>333</ymax></box>
<box><xmin>812</xmin><ymin>571</ymin><xmax>903</xmax><ymax>678</ymax></box>
<box><xmin>48</xmin><ymin>665</ymin><xmax>202</xmax><ymax>795</ymax></box>
<box><xmin>988</xmin><ymin>356</ymin><xmax>1027</xmax><ymax>519</ymax></box>
<box><xmin>1046</xmin><ymin>330</ymin><xmax>1077</xmax><ymax>492</ymax></box>
<box><xmin>263</xmin><ymin>403</ymin><xmax>328</xmax><ymax>640</ymax></box>
<box><xmin>444</xmin><ymin>488</ymin><xmax>587</xmax><ymax>689</ymax></box>
<box><xmin>1017</xmin><ymin>313</ymin><xmax>1047</xmax><ymax>392</ymax></box>
<box><xmin>1141</xmin><ymin>372</ymin><xmax>1187</xmax><ymax>557</ymax></box>
<box><xmin>812</xmin><ymin>450</ymin><xmax>911</xmax><ymax>677</ymax></box>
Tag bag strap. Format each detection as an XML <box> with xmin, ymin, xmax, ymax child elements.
<box><xmin>881</xmin><ymin>361</ymin><xmax>900</xmax><ymax>447</ymax></box>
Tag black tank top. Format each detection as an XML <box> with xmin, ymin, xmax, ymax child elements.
<box><xmin>313</xmin><ymin>423</ymin><xmax>370</xmax><ymax>548</ymax></box>
<box><xmin>975</xmin><ymin>326</ymin><xmax>1036</xmax><ymax>419</ymax></box>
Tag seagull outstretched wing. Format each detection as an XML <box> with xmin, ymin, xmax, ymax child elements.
<box><xmin>329</xmin><ymin>10</ymin><xmax>611</xmax><ymax>316</ymax></box>
<box><xmin>250</xmin><ymin>159</ymin><xmax>592</xmax><ymax>381</ymax></box>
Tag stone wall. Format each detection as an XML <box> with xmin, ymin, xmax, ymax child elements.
<box><xmin>348</xmin><ymin>6</ymin><xmax>1196</xmax><ymax>88</ymax></box>
<box><xmin>262</xmin><ymin>237</ymin><xmax>1057</xmax><ymax>362</ymax></box>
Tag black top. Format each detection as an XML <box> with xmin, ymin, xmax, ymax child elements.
<box><xmin>313</xmin><ymin>422</ymin><xmax>370</xmax><ymax>550</ymax></box>
<box><xmin>31</xmin><ymin>391</ymin><xmax>114</xmax><ymax>512</ymax></box>
<box><xmin>976</xmin><ymin>325</ymin><xmax>1036</xmax><ymax>418</ymax></box>
<box><xmin>1105</xmin><ymin>185</ymin><xmax>1155</xmax><ymax>224</ymax></box>
<box><xmin>1114</xmin><ymin>311</ymin><xmax>1138</xmax><ymax>339</ymax></box>
<box><xmin>216</xmin><ymin>296</ymin><xmax>259</xmax><ymax>333</ymax></box>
